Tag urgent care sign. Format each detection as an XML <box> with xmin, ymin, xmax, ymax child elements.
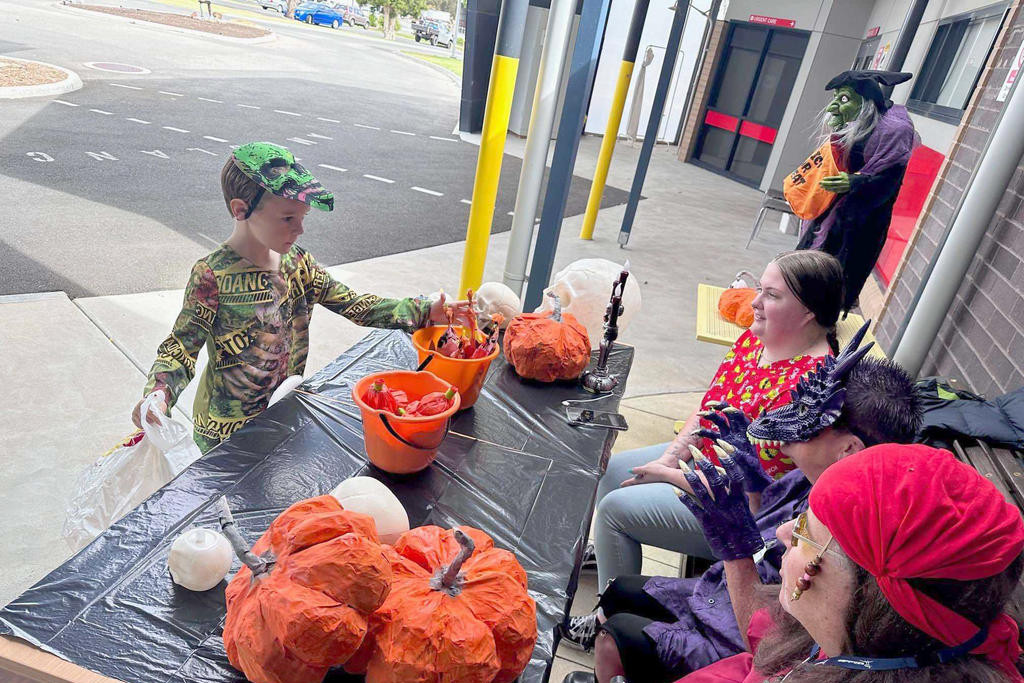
<box><xmin>749</xmin><ymin>14</ymin><xmax>796</xmax><ymax>27</ymax></box>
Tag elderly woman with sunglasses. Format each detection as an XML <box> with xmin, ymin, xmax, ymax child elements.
<box><xmin>672</xmin><ymin>442</ymin><xmax>1024</xmax><ymax>683</ymax></box>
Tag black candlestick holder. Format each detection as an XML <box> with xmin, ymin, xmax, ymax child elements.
<box><xmin>581</xmin><ymin>265</ymin><xmax>629</xmax><ymax>394</ymax></box>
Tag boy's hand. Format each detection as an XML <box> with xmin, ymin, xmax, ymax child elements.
<box><xmin>428</xmin><ymin>291</ymin><xmax>475</xmax><ymax>328</ymax></box>
<box><xmin>132</xmin><ymin>391</ymin><xmax>168</xmax><ymax>429</ymax></box>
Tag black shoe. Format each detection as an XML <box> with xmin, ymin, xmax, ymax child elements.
<box><xmin>559</xmin><ymin>613</ymin><xmax>599</xmax><ymax>653</ymax></box>
<box><xmin>580</xmin><ymin>541</ymin><xmax>597</xmax><ymax>573</ymax></box>
<box><xmin>562</xmin><ymin>673</ymin><xmax>597</xmax><ymax>683</ymax></box>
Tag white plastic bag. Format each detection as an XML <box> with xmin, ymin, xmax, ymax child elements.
<box><xmin>269</xmin><ymin>374</ymin><xmax>304</xmax><ymax>406</ymax></box>
<box><xmin>63</xmin><ymin>393</ymin><xmax>202</xmax><ymax>551</ymax></box>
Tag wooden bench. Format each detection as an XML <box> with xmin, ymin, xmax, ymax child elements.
<box><xmin>950</xmin><ymin>436</ymin><xmax>1024</xmax><ymax>615</ymax></box>
<box><xmin>695</xmin><ymin>283</ymin><xmax>887</xmax><ymax>359</ymax></box>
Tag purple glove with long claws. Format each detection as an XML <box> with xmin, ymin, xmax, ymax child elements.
<box><xmin>676</xmin><ymin>444</ymin><xmax>764</xmax><ymax>561</ymax></box>
<box><xmin>694</xmin><ymin>402</ymin><xmax>772</xmax><ymax>494</ymax></box>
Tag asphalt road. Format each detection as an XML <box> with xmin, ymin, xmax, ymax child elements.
<box><xmin>0</xmin><ymin>0</ymin><xmax>630</xmax><ymax>298</ymax></box>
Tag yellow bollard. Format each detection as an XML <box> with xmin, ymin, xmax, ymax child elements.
<box><xmin>459</xmin><ymin>53</ymin><xmax>520</xmax><ymax>297</ymax></box>
<box><xmin>580</xmin><ymin>60</ymin><xmax>634</xmax><ymax>240</ymax></box>
<box><xmin>579</xmin><ymin>0</ymin><xmax>650</xmax><ymax>240</ymax></box>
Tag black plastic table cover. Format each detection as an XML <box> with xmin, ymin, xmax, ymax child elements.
<box><xmin>0</xmin><ymin>329</ymin><xmax>634</xmax><ymax>683</ymax></box>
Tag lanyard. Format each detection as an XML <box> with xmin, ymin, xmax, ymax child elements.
<box><xmin>808</xmin><ymin>627</ymin><xmax>988</xmax><ymax>671</ymax></box>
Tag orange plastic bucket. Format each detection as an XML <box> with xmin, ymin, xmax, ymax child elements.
<box><xmin>352</xmin><ymin>370</ymin><xmax>461</xmax><ymax>474</ymax></box>
<box><xmin>410</xmin><ymin>326</ymin><xmax>498</xmax><ymax>409</ymax></box>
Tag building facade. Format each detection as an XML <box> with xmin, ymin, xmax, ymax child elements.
<box><xmin>875</xmin><ymin>1</ymin><xmax>1024</xmax><ymax>396</ymax></box>
<box><xmin>459</xmin><ymin>0</ymin><xmax>1022</xmax><ymax>395</ymax></box>
<box><xmin>676</xmin><ymin>0</ymin><xmax>1022</xmax><ymax>395</ymax></box>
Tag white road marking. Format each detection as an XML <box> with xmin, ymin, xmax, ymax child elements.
<box><xmin>26</xmin><ymin>152</ymin><xmax>54</xmax><ymax>162</ymax></box>
<box><xmin>85</xmin><ymin>151</ymin><xmax>118</xmax><ymax>161</ymax></box>
<box><xmin>110</xmin><ymin>83</ymin><xmax>142</xmax><ymax>90</ymax></box>
<box><xmin>429</xmin><ymin>135</ymin><xmax>458</xmax><ymax>142</ymax></box>
<box><xmin>308</xmin><ymin>133</ymin><xmax>333</xmax><ymax>140</ymax></box>
<box><xmin>363</xmin><ymin>174</ymin><xmax>395</xmax><ymax>184</ymax></box>
<box><xmin>412</xmin><ymin>186</ymin><xmax>443</xmax><ymax>196</ymax></box>
<box><xmin>460</xmin><ymin>199</ymin><xmax>472</xmax><ymax>205</ymax></box>
<box><xmin>90</xmin><ymin>108</ymin><xmax>114</xmax><ymax>115</ymax></box>
<box><xmin>163</xmin><ymin>126</ymin><xmax>190</xmax><ymax>133</ymax></box>
<box><xmin>53</xmin><ymin>99</ymin><xmax>79</xmax><ymax>106</ymax></box>
<box><xmin>317</xmin><ymin>117</ymin><xmax>340</xmax><ymax>123</ymax></box>
<box><xmin>187</xmin><ymin>147</ymin><xmax>218</xmax><ymax>156</ymax></box>
<box><xmin>159</xmin><ymin>90</ymin><xmax>184</xmax><ymax>97</ymax></box>
<box><xmin>198</xmin><ymin>97</ymin><xmax>223</xmax><ymax>103</ymax></box>
<box><xmin>507</xmin><ymin>211</ymin><xmax>515</xmax><ymax>216</ymax></box>
<box><xmin>127</xmin><ymin>117</ymin><xmax>151</xmax><ymax>124</ymax></box>
<box><xmin>197</xmin><ymin>232</ymin><xmax>220</xmax><ymax>247</ymax></box>
<box><xmin>140</xmin><ymin>149</ymin><xmax>169</xmax><ymax>158</ymax></box>
<box><xmin>354</xmin><ymin>123</ymin><xmax>380</xmax><ymax>130</ymax></box>
<box><xmin>203</xmin><ymin>135</ymin><xmax>228</xmax><ymax>142</ymax></box>
<box><xmin>287</xmin><ymin>137</ymin><xmax>315</xmax><ymax>145</ymax></box>
<box><xmin>274</xmin><ymin>109</ymin><xmax>302</xmax><ymax>117</ymax></box>
<box><xmin>318</xmin><ymin>163</ymin><xmax>347</xmax><ymax>172</ymax></box>
<box><xmin>390</xmin><ymin>129</ymin><xmax>416</xmax><ymax>136</ymax></box>
<box><xmin>237</xmin><ymin>104</ymin><xmax>260</xmax><ymax>109</ymax></box>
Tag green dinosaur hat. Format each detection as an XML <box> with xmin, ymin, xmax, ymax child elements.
<box><xmin>231</xmin><ymin>142</ymin><xmax>334</xmax><ymax>212</ymax></box>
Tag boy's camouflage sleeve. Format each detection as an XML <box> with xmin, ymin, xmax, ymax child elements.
<box><xmin>307</xmin><ymin>256</ymin><xmax>431</xmax><ymax>333</ymax></box>
<box><xmin>144</xmin><ymin>260</ymin><xmax>219</xmax><ymax>407</ymax></box>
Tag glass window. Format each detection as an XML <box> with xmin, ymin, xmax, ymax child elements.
<box><xmin>908</xmin><ymin>4</ymin><xmax>1007</xmax><ymax>124</ymax></box>
<box><xmin>934</xmin><ymin>14</ymin><xmax>1001</xmax><ymax>107</ymax></box>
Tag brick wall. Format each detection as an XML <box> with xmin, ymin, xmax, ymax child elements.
<box><xmin>876</xmin><ymin>2</ymin><xmax>1024</xmax><ymax>397</ymax></box>
<box><xmin>677</xmin><ymin>20</ymin><xmax>727</xmax><ymax>161</ymax></box>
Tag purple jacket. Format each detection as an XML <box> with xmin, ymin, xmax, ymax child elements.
<box><xmin>641</xmin><ymin>470</ymin><xmax>811</xmax><ymax>672</ymax></box>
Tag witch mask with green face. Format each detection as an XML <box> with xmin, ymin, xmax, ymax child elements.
<box><xmin>826</xmin><ymin>86</ymin><xmax>862</xmax><ymax>130</ymax></box>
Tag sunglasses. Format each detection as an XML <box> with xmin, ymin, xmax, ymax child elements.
<box><xmin>792</xmin><ymin>511</ymin><xmax>837</xmax><ymax>557</ymax></box>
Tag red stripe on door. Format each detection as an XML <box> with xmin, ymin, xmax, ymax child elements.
<box><xmin>704</xmin><ymin>110</ymin><xmax>739</xmax><ymax>131</ymax></box>
<box><xmin>738</xmin><ymin>121</ymin><xmax>777</xmax><ymax>144</ymax></box>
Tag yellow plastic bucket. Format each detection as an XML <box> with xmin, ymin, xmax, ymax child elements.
<box><xmin>411</xmin><ymin>326</ymin><xmax>498</xmax><ymax>409</ymax></box>
<box><xmin>352</xmin><ymin>370</ymin><xmax>461</xmax><ymax>474</ymax></box>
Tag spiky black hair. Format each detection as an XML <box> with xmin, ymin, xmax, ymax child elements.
<box><xmin>832</xmin><ymin>357</ymin><xmax>921</xmax><ymax>446</ymax></box>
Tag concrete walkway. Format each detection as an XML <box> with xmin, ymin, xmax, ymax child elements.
<box><xmin>0</xmin><ymin>135</ymin><xmax>797</xmax><ymax>676</ymax></box>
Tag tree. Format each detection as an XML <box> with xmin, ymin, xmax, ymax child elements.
<box><xmin>378</xmin><ymin>0</ymin><xmax>426</xmax><ymax>38</ymax></box>
<box><xmin>426</xmin><ymin>0</ymin><xmax>456</xmax><ymax>17</ymax></box>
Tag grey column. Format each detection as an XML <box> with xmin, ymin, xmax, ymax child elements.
<box><xmin>522</xmin><ymin>0</ymin><xmax>613</xmax><ymax>311</ymax></box>
<box><xmin>503</xmin><ymin>0</ymin><xmax>578</xmax><ymax>295</ymax></box>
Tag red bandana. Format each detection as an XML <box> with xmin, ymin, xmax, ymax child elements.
<box><xmin>811</xmin><ymin>444</ymin><xmax>1024</xmax><ymax>681</ymax></box>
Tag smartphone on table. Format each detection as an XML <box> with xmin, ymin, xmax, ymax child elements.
<box><xmin>565</xmin><ymin>406</ymin><xmax>629</xmax><ymax>431</ymax></box>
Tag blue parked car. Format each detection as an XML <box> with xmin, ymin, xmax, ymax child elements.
<box><xmin>293</xmin><ymin>2</ymin><xmax>346</xmax><ymax>28</ymax></box>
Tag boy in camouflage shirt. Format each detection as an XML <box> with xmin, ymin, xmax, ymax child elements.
<box><xmin>133</xmin><ymin>142</ymin><xmax>471</xmax><ymax>452</ymax></box>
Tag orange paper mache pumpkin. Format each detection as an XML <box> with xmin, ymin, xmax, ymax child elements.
<box><xmin>504</xmin><ymin>292</ymin><xmax>591</xmax><ymax>382</ymax></box>
<box><xmin>718</xmin><ymin>287</ymin><xmax>757</xmax><ymax>328</ymax></box>
<box><xmin>346</xmin><ymin>525</ymin><xmax>538</xmax><ymax>683</ymax></box>
<box><xmin>219</xmin><ymin>495</ymin><xmax>393</xmax><ymax>683</ymax></box>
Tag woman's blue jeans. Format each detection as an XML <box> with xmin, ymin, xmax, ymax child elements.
<box><xmin>594</xmin><ymin>443</ymin><xmax>716</xmax><ymax>588</ymax></box>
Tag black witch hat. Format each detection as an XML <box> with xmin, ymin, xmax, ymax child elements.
<box><xmin>825</xmin><ymin>70</ymin><xmax>913</xmax><ymax>111</ymax></box>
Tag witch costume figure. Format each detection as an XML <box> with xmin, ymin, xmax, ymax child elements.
<box><xmin>786</xmin><ymin>70</ymin><xmax>918</xmax><ymax>313</ymax></box>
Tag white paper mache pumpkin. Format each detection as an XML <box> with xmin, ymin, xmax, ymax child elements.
<box><xmin>168</xmin><ymin>527</ymin><xmax>234</xmax><ymax>591</ymax></box>
<box><xmin>537</xmin><ymin>259</ymin><xmax>642</xmax><ymax>346</ymax></box>
<box><xmin>474</xmin><ymin>282</ymin><xmax>521</xmax><ymax>328</ymax></box>
<box><xmin>330</xmin><ymin>476</ymin><xmax>410</xmax><ymax>544</ymax></box>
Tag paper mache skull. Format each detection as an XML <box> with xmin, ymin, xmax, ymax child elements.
<box><xmin>474</xmin><ymin>282</ymin><xmax>522</xmax><ymax>328</ymax></box>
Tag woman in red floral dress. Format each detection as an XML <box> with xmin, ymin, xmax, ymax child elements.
<box><xmin>561</xmin><ymin>251</ymin><xmax>845</xmax><ymax>655</ymax></box>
